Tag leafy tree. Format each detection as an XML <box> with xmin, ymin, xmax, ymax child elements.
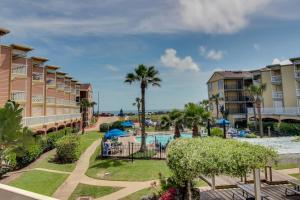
<box><xmin>210</xmin><ymin>94</ymin><xmax>222</xmax><ymax>119</ymax></box>
<box><xmin>125</xmin><ymin>64</ymin><xmax>161</xmax><ymax>151</ymax></box>
<box><xmin>247</xmin><ymin>84</ymin><xmax>266</xmax><ymax>137</ymax></box>
<box><xmin>132</xmin><ymin>97</ymin><xmax>141</xmax><ymax>127</ymax></box>
<box><xmin>199</xmin><ymin>99</ymin><xmax>209</xmax><ymax>112</ymax></box>
<box><xmin>184</xmin><ymin>103</ymin><xmax>210</xmax><ymax>137</ymax></box>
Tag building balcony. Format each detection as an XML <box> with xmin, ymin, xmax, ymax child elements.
<box><xmin>57</xmin><ymin>83</ymin><xmax>65</xmax><ymax>91</ymax></box>
<box><xmin>64</xmin><ymin>87</ymin><xmax>71</xmax><ymax>93</ymax></box>
<box><xmin>247</xmin><ymin>107</ymin><xmax>300</xmax><ymax>116</ymax></box>
<box><xmin>296</xmin><ymin>89</ymin><xmax>300</xmax><ymax>97</ymax></box>
<box><xmin>22</xmin><ymin>113</ymin><xmax>81</xmax><ymax>127</ymax></box>
<box><xmin>46</xmin><ymin>78</ymin><xmax>56</xmax><ymax>87</ymax></box>
<box><xmin>272</xmin><ymin>91</ymin><xmax>283</xmax><ymax>99</ymax></box>
<box><xmin>225</xmin><ymin>96</ymin><xmax>246</xmax><ymax>102</ymax></box>
<box><xmin>11</xmin><ymin>91</ymin><xmax>26</xmax><ymax>102</ymax></box>
<box><xmin>76</xmin><ymin>90</ymin><xmax>80</xmax><ymax>96</ymax></box>
<box><xmin>46</xmin><ymin>97</ymin><xmax>56</xmax><ymax>105</ymax></box>
<box><xmin>271</xmin><ymin>75</ymin><xmax>282</xmax><ymax>84</ymax></box>
<box><xmin>32</xmin><ymin>95</ymin><xmax>44</xmax><ymax>104</ymax></box>
<box><xmin>12</xmin><ymin>64</ymin><xmax>27</xmax><ymax>76</ymax></box>
<box><xmin>224</xmin><ymin>85</ymin><xmax>243</xmax><ymax>90</ymax></box>
<box><xmin>295</xmin><ymin>70</ymin><xmax>300</xmax><ymax>80</ymax></box>
<box><xmin>71</xmin><ymin>88</ymin><xmax>76</xmax><ymax>94</ymax></box>
<box><xmin>32</xmin><ymin>72</ymin><xmax>44</xmax><ymax>82</ymax></box>
<box><xmin>56</xmin><ymin>99</ymin><xmax>64</xmax><ymax>105</ymax></box>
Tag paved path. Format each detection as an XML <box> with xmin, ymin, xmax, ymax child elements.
<box><xmin>276</xmin><ymin>168</ymin><xmax>300</xmax><ymax>176</ymax></box>
<box><xmin>52</xmin><ymin>137</ymin><xmax>154</xmax><ymax>200</ymax></box>
<box><xmin>85</xmin><ymin>116</ymin><xmax>119</xmax><ymax>132</ymax></box>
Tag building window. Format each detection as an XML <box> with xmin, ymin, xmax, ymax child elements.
<box><xmin>218</xmin><ymin>80</ymin><xmax>223</xmax><ymax>90</ymax></box>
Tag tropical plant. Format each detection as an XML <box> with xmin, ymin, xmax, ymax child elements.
<box><xmin>220</xmin><ymin>105</ymin><xmax>229</xmax><ymax>119</ymax></box>
<box><xmin>160</xmin><ymin>109</ymin><xmax>184</xmax><ymax>138</ymax></box>
<box><xmin>90</xmin><ymin>101</ymin><xmax>97</xmax><ymax>116</ymax></box>
<box><xmin>55</xmin><ymin>135</ymin><xmax>80</xmax><ymax>163</ymax></box>
<box><xmin>209</xmin><ymin>93</ymin><xmax>222</xmax><ymax>119</ymax></box>
<box><xmin>132</xmin><ymin>97</ymin><xmax>141</xmax><ymax>126</ymax></box>
<box><xmin>184</xmin><ymin>103</ymin><xmax>210</xmax><ymax>137</ymax></box>
<box><xmin>80</xmin><ymin>98</ymin><xmax>91</xmax><ymax>134</ymax></box>
<box><xmin>247</xmin><ymin>84</ymin><xmax>266</xmax><ymax>137</ymax></box>
<box><xmin>125</xmin><ymin>64</ymin><xmax>161</xmax><ymax>151</ymax></box>
<box><xmin>199</xmin><ymin>99</ymin><xmax>210</xmax><ymax>112</ymax></box>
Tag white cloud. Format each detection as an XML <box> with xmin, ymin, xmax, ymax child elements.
<box><xmin>160</xmin><ymin>49</ymin><xmax>199</xmax><ymax>72</ymax></box>
<box><xmin>105</xmin><ymin>64</ymin><xmax>119</xmax><ymax>72</ymax></box>
<box><xmin>272</xmin><ymin>58</ymin><xmax>292</xmax><ymax>65</ymax></box>
<box><xmin>253</xmin><ymin>43</ymin><xmax>260</xmax><ymax>51</ymax></box>
<box><xmin>199</xmin><ymin>46</ymin><xmax>224</xmax><ymax>60</ymax></box>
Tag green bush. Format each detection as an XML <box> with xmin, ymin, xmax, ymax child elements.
<box><xmin>278</xmin><ymin>122</ymin><xmax>300</xmax><ymax>136</ymax></box>
<box><xmin>5</xmin><ymin>152</ymin><xmax>17</xmax><ymax>169</ymax></box>
<box><xmin>248</xmin><ymin>121</ymin><xmax>277</xmax><ymax>133</ymax></box>
<box><xmin>110</xmin><ymin>121</ymin><xmax>124</xmax><ymax>130</ymax></box>
<box><xmin>16</xmin><ymin>144</ymin><xmax>43</xmax><ymax>167</ymax></box>
<box><xmin>245</xmin><ymin>133</ymin><xmax>257</xmax><ymax>138</ymax></box>
<box><xmin>55</xmin><ymin>135</ymin><xmax>80</xmax><ymax>163</ymax></box>
<box><xmin>99</xmin><ymin>123</ymin><xmax>110</xmax><ymax>132</ymax></box>
<box><xmin>46</xmin><ymin>129</ymin><xmax>69</xmax><ymax>150</ymax></box>
<box><xmin>211</xmin><ymin>127</ymin><xmax>223</xmax><ymax>138</ymax></box>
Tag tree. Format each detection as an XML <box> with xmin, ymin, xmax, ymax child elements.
<box><xmin>132</xmin><ymin>97</ymin><xmax>141</xmax><ymax>126</ymax></box>
<box><xmin>199</xmin><ymin>99</ymin><xmax>209</xmax><ymax>112</ymax></box>
<box><xmin>247</xmin><ymin>84</ymin><xmax>266</xmax><ymax>137</ymax></box>
<box><xmin>184</xmin><ymin>103</ymin><xmax>210</xmax><ymax>137</ymax></box>
<box><xmin>210</xmin><ymin>94</ymin><xmax>222</xmax><ymax>119</ymax></box>
<box><xmin>125</xmin><ymin>65</ymin><xmax>161</xmax><ymax>152</ymax></box>
<box><xmin>80</xmin><ymin>98</ymin><xmax>91</xmax><ymax>134</ymax></box>
<box><xmin>160</xmin><ymin>109</ymin><xmax>184</xmax><ymax>138</ymax></box>
<box><xmin>90</xmin><ymin>101</ymin><xmax>97</xmax><ymax>116</ymax></box>
<box><xmin>220</xmin><ymin>105</ymin><xmax>229</xmax><ymax>119</ymax></box>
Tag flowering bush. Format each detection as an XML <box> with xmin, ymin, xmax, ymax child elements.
<box><xmin>160</xmin><ymin>188</ymin><xmax>176</xmax><ymax>200</ymax></box>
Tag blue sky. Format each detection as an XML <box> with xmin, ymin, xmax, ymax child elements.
<box><xmin>1</xmin><ymin>0</ymin><xmax>300</xmax><ymax>111</ymax></box>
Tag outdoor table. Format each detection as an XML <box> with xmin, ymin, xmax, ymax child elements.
<box><xmin>288</xmin><ymin>179</ymin><xmax>300</xmax><ymax>191</ymax></box>
<box><xmin>237</xmin><ymin>183</ymin><xmax>270</xmax><ymax>200</ymax></box>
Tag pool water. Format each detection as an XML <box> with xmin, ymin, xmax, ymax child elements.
<box><xmin>135</xmin><ymin>133</ymin><xmax>192</xmax><ymax>145</ymax></box>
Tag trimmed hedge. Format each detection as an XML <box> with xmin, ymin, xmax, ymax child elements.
<box><xmin>99</xmin><ymin>123</ymin><xmax>110</xmax><ymax>132</ymax></box>
<box><xmin>55</xmin><ymin>135</ymin><xmax>80</xmax><ymax>163</ymax></box>
<box><xmin>99</xmin><ymin>121</ymin><xmax>125</xmax><ymax>132</ymax></box>
<box><xmin>248</xmin><ymin>121</ymin><xmax>277</xmax><ymax>132</ymax></box>
<box><xmin>211</xmin><ymin>127</ymin><xmax>223</xmax><ymax>138</ymax></box>
<box><xmin>278</xmin><ymin>122</ymin><xmax>300</xmax><ymax>136</ymax></box>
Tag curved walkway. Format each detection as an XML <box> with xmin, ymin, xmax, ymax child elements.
<box><xmin>53</xmin><ymin>137</ymin><xmax>153</xmax><ymax>200</ymax></box>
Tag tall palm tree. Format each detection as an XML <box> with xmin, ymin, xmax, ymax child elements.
<box><xmin>80</xmin><ymin>98</ymin><xmax>91</xmax><ymax>134</ymax></box>
<box><xmin>200</xmin><ymin>99</ymin><xmax>210</xmax><ymax>112</ymax></box>
<box><xmin>90</xmin><ymin>101</ymin><xmax>97</xmax><ymax>116</ymax></box>
<box><xmin>210</xmin><ymin>94</ymin><xmax>222</xmax><ymax>119</ymax></box>
<box><xmin>247</xmin><ymin>85</ymin><xmax>258</xmax><ymax>131</ymax></box>
<box><xmin>132</xmin><ymin>97</ymin><xmax>141</xmax><ymax>127</ymax></box>
<box><xmin>248</xmin><ymin>84</ymin><xmax>266</xmax><ymax>137</ymax></box>
<box><xmin>125</xmin><ymin>65</ymin><xmax>161</xmax><ymax>152</ymax></box>
<box><xmin>184</xmin><ymin>103</ymin><xmax>210</xmax><ymax>137</ymax></box>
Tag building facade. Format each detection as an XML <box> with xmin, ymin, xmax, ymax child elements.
<box><xmin>0</xmin><ymin>28</ymin><xmax>93</xmax><ymax>133</ymax></box>
<box><xmin>207</xmin><ymin>71</ymin><xmax>253</xmax><ymax>126</ymax></box>
<box><xmin>80</xmin><ymin>83</ymin><xmax>93</xmax><ymax>126</ymax></box>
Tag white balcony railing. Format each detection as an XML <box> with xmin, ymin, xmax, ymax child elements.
<box><xmin>32</xmin><ymin>72</ymin><xmax>44</xmax><ymax>82</ymax></box>
<box><xmin>11</xmin><ymin>91</ymin><xmax>26</xmax><ymax>101</ymax></box>
<box><xmin>71</xmin><ymin>88</ymin><xmax>76</xmax><ymax>94</ymax></box>
<box><xmin>46</xmin><ymin>97</ymin><xmax>56</xmax><ymax>104</ymax></box>
<box><xmin>296</xmin><ymin>89</ymin><xmax>300</xmax><ymax>97</ymax></box>
<box><xmin>57</xmin><ymin>83</ymin><xmax>65</xmax><ymax>90</ymax></box>
<box><xmin>56</xmin><ymin>99</ymin><xmax>64</xmax><ymax>105</ymax></box>
<box><xmin>295</xmin><ymin>70</ymin><xmax>300</xmax><ymax>79</ymax></box>
<box><xmin>65</xmin><ymin>86</ymin><xmax>71</xmax><ymax>93</ymax></box>
<box><xmin>248</xmin><ymin>107</ymin><xmax>300</xmax><ymax>116</ymax></box>
<box><xmin>76</xmin><ymin>90</ymin><xmax>80</xmax><ymax>96</ymax></box>
<box><xmin>272</xmin><ymin>91</ymin><xmax>283</xmax><ymax>99</ymax></box>
<box><xmin>32</xmin><ymin>95</ymin><xmax>44</xmax><ymax>103</ymax></box>
<box><xmin>46</xmin><ymin>78</ymin><xmax>56</xmax><ymax>86</ymax></box>
<box><xmin>70</xmin><ymin>101</ymin><xmax>76</xmax><ymax>106</ymax></box>
<box><xmin>12</xmin><ymin>64</ymin><xmax>27</xmax><ymax>76</ymax></box>
<box><xmin>271</xmin><ymin>75</ymin><xmax>282</xmax><ymax>84</ymax></box>
<box><xmin>22</xmin><ymin>113</ymin><xmax>82</xmax><ymax>127</ymax></box>
<box><xmin>64</xmin><ymin>99</ymin><xmax>70</xmax><ymax>105</ymax></box>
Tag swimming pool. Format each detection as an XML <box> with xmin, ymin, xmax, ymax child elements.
<box><xmin>135</xmin><ymin>133</ymin><xmax>192</xmax><ymax>145</ymax></box>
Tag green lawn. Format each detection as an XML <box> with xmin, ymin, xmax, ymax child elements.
<box><xmin>9</xmin><ymin>170</ymin><xmax>68</xmax><ymax>196</ymax></box>
<box><xmin>274</xmin><ymin>163</ymin><xmax>299</xmax><ymax>170</ymax></box>
<box><xmin>119</xmin><ymin>187</ymin><xmax>157</xmax><ymax>200</ymax></box>
<box><xmin>86</xmin><ymin>147</ymin><xmax>171</xmax><ymax>181</ymax></box>
<box><xmin>69</xmin><ymin>183</ymin><xmax>122</xmax><ymax>200</ymax></box>
<box><xmin>290</xmin><ymin>173</ymin><xmax>300</xmax><ymax>179</ymax></box>
<box><xmin>34</xmin><ymin>131</ymin><xmax>102</xmax><ymax>172</ymax></box>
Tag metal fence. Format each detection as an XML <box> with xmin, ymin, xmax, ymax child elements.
<box><xmin>101</xmin><ymin>141</ymin><xmax>167</xmax><ymax>160</ymax></box>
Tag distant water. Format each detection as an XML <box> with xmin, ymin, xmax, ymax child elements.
<box><xmin>101</xmin><ymin>109</ymin><xmax>171</xmax><ymax>115</ymax></box>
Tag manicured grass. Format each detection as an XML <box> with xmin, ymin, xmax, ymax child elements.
<box><xmin>120</xmin><ymin>187</ymin><xmax>157</xmax><ymax>200</ymax></box>
<box><xmin>34</xmin><ymin>131</ymin><xmax>102</xmax><ymax>172</ymax></box>
<box><xmin>290</xmin><ymin>173</ymin><xmax>300</xmax><ymax>179</ymax></box>
<box><xmin>274</xmin><ymin>163</ymin><xmax>299</xmax><ymax>170</ymax></box>
<box><xmin>86</xmin><ymin>147</ymin><xmax>171</xmax><ymax>181</ymax></box>
<box><xmin>68</xmin><ymin>183</ymin><xmax>122</xmax><ymax>200</ymax></box>
<box><xmin>9</xmin><ymin>170</ymin><xmax>68</xmax><ymax>196</ymax></box>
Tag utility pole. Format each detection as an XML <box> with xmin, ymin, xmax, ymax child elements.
<box><xmin>97</xmin><ymin>91</ymin><xmax>100</xmax><ymax>116</ymax></box>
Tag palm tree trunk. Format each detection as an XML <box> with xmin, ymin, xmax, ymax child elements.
<box><xmin>216</xmin><ymin>101</ymin><xmax>219</xmax><ymax>119</ymax></box>
<box><xmin>137</xmin><ymin>106</ymin><xmax>141</xmax><ymax>127</ymax></box>
<box><xmin>174</xmin><ymin>123</ymin><xmax>180</xmax><ymax>138</ymax></box>
<box><xmin>140</xmin><ymin>84</ymin><xmax>147</xmax><ymax>152</ymax></box>
<box><xmin>81</xmin><ymin>109</ymin><xmax>85</xmax><ymax>134</ymax></box>
<box><xmin>257</xmin><ymin>101</ymin><xmax>263</xmax><ymax>137</ymax></box>
<box><xmin>253</xmin><ymin>102</ymin><xmax>258</xmax><ymax>131</ymax></box>
<box><xmin>192</xmin><ymin>122</ymin><xmax>199</xmax><ymax>137</ymax></box>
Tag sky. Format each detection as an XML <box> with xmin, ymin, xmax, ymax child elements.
<box><xmin>1</xmin><ymin>0</ymin><xmax>300</xmax><ymax>111</ymax></box>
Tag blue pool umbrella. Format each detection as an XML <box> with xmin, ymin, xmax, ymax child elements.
<box><xmin>104</xmin><ymin>129</ymin><xmax>127</xmax><ymax>139</ymax></box>
<box><xmin>216</xmin><ymin>118</ymin><xmax>230</xmax><ymax>125</ymax></box>
<box><xmin>121</xmin><ymin>120</ymin><xmax>134</xmax><ymax>127</ymax></box>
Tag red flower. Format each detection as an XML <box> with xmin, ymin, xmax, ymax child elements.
<box><xmin>160</xmin><ymin>188</ymin><xmax>176</xmax><ymax>200</ymax></box>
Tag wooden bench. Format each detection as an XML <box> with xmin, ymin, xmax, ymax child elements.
<box><xmin>236</xmin><ymin>183</ymin><xmax>273</xmax><ymax>200</ymax></box>
<box><xmin>282</xmin><ymin>186</ymin><xmax>300</xmax><ymax>196</ymax></box>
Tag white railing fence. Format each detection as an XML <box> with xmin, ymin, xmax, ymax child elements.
<box><xmin>12</xmin><ymin>64</ymin><xmax>27</xmax><ymax>75</ymax></box>
<box><xmin>272</xmin><ymin>91</ymin><xmax>283</xmax><ymax>99</ymax></box>
<box><xmin>22</xmin><ymin>113</ymin><xmax>82</xmax><ymax>127</ymax></box>
<box><xmin>11</xmin><ymin>91</ymin><xmax>26</xmax><ymax>101</ymax></box>
<box><xmin>32</xmin><ymin>72</ymin><xmax>44</xmax><ymax>81</ymax></box>
<box><xmin>271</xmin><ymin>75</ymin><xmax>282</xmax><ymax>83</ymax></box>
<box><xmin>46</xmin><ymin>97</ymin><xmax>56</xmax><ymax>104</ymax></box>
<box><xmin>32</xmin><ymin>95</ymin><xmax>44</xmax><ymax>103</ymax></box>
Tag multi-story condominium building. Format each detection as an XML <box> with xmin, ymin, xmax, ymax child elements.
<box><xmin>80</xmin><ymin>83</ymin><xmax>93</xmax><ymax>127</ymax></box>
<box><xmin>207</xmin><ymin>71</ymin><xmax>253</xmax><ymax>126</ymax></box>
<box><xmin>247</xmin><ymin>57</ymin><xmax>300</xmax><ymax>123</ymax></box>
<box><xmin>0</xmin><ymin>28</ymin><xmax>94</xmax><ymax>134</ymax></box>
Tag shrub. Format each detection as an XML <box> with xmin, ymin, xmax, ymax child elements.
<box><xmin>99</xmin><ymin>123</ymin><xmax>110</xmax><ymax>132</ymax></box>
<box><xmin>248</xmin><ymin>121</ymin><xmax>277</xmax><ymax>133</ymax></box>
<box><xmin>211</xmin><ymin>127</ymin><xmax>223</xmax><ymax>138</ymax></box>
<box><xmin>110</xmin><ymin>121</ymin><xmax>124</xmax><ymax>130</ymax></box>
<box><xmin>46</xmin><ymin>129</ymin><xmax>68</xmax><ymax>150</ymax></box>
<box><xmin>278</xmin><ymin>122</ymin><xmax>300</xmax><ymax>136</ymax></box>
<box><xmin>4</xmin><ymin>152</ymin><xmax>17</xmax><ymax>169</ymax></box>
<box><xmin>245</xmin><ymin>133</ymin><xmax>257</xmax><ymax>138</ymax></box>
<box><xmin>55</xmin><ymin>135</ymin><xmax>80</xmax><ymax>163</ymax></box>
<box><xmin>16</xmin><ymin>144</ymin><xmax>43</xmax><ymax>168</ymax></box>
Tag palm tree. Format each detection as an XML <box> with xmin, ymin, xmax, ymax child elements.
<box><xmin>160</xmin><ymin>109</ymin><xmax>184</xmax><ymax>138</ymax></box>
<box><xmin>210</xmin><ymin>94</ymin><xmax>222</xmax><ymax>119</ymax></box>
<box><xmin>200</xmin><ymin>99</ymin><xmax>210</xmax><ymax>112</ymax></box>
<box><xmin>90</xmin><ymin>101</ymin><xmax>97</xmax><ymax>116</ymax></box>
<box><xmin>125</xmin><ymin>65</ymin><xmax>161</xmax><ymax>152</ymax></box>
<box><xmin>247</xmin><ymin>84</ymin><xmax>266</xmax><ymax>137</ymax></box>
<box><xmin>132</xmin><ymin>97</ymin><xmax>141</xmax><ymax>127</ymax></box>
<box><xmin>80</xmin><ymin>98</ymin><xmax>91</xmax><ymax>134</ymax></box>
<box><xmin>184</xmin><ymin>103</ymin><xmax>210</xmax><ymax>137</ymax></box>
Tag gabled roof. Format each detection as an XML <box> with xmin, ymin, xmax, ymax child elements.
<box><xmin>80</xmin><ymin>83</ymin><xmax>92</xmax><ymax>90</ymax></box>
<box><xmin>46</xmin><ymin>65</ymin><xmax>60</xmax><ymax>70</ymax></box>
<box><xmin>0</xmin><ymin>28</ymin><xmax>10</xmax><ymax>36</ymax></box>
<box><xmin>56</xmin><ymin>71</ymin><xmax>67</xmax><ymax>76</ymax></box>
<box><xmin>207</xmin><ymin>71</ymin><xmax>252</xmax><ymax>83</ymax></box>
<box><xmin>31</xmin><ymin>56</ymin><xmax>49</xmax><ymax>62</ymax></box>
<box><xmin>11</xmin><ymin>44</ymin><xmax>33</xmax><ymax>52</ymax></box>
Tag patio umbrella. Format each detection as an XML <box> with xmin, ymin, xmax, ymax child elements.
<box><xmin>216</xmin><ymin>118</ymin><xmax>230</xmax><ymax>139</ymax></box>
<box><xmin>104</xmin><ymin>129</ymin><xmax>127</xmax><ymax>139</ymax></box>
<box><xmin>121</xmin><ymin>120</ymin><xmax>134</xmax><ymax>127</ymax></box>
